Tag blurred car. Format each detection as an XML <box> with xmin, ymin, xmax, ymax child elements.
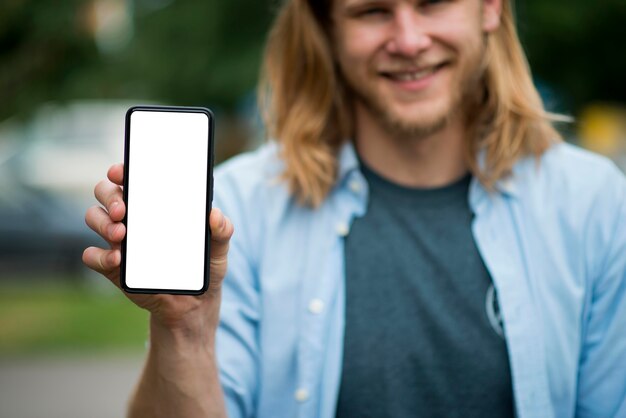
<box><xmin>0</xmin><ymin>181</ymin><xmax>100</xmax><ymax>275</ymax></box>
<box><xmin>0</xmin><ymin>101</ymin><xmax>129</xmax><ymax>278</ymax></box>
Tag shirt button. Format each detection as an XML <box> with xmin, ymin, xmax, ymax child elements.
<box><xmin>349</xmin><ymin>180</ymin><xmax>361</xmax><ymax>193</ymax></box>
<box><xmin>295</xmin><ymin>388</ymin><xmax>309</xmax><ymax>402</ymax></box>
<box><xmin>500</xmin><ymin>178</ymin><xmax>514</xmax><ymax>192</ymax></box>
<box><xmin>336</xmin><ymin>222</ymin><xmax>349</xmax><ymax>237</ymax></box>
<box><xmin>308</xmin><ymin>298</ymin><xmax>324</xmax><ymax>314</ymax></box>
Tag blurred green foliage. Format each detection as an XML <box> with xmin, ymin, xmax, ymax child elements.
<box><xmin>517</xmin><ymin>0</ymin><xmax>626</xmax><ymax>113</ymax></box>
<box><xmin>0</xmin><ymin>0</ymin><xmax>274</xmax><ymax>122</ymax></box>
<box><xmin>0</xmin><ymin>0</ymin><xmax>99</xmax><ymax>123</ymax></box>
<box><xmin>0</xmin><ymin>0</ymin><xmax>624</xmax><ymax>123</ymax></box>
<box><xmin>0</xmin><ymin>282</ymin><xmax>148</xmax><ymax>355</ymax></box>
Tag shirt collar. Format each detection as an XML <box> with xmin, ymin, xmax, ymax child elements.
<box><xmin>495</xmin><ymin>176</ymin><xmax>518</xmax><ymax>197</ymax></box>
<box><xmin>467</xmin><ymin>148</ymin><xmax>521</xmax><ymax>199</ymax></box>
<box><xmin>337</xmin><ymin>140</ymin><xmax>520</xmax><ymax>199</ymax></box>
<box><xmin>337</xmin><ymin>140</ymin><xmax>361</xmax><ymax>183</ymax></box>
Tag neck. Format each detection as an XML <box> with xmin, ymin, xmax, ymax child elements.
<box><xmin>353</xmin><ymin>104</ymin><xmax>469</xmax><ymax>188</ymax></box>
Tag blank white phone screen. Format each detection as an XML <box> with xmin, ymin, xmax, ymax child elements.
<box><xmin>125</xmin><ymin>110</ymin><xmax>210</xmax><ymax>291</ymax></box>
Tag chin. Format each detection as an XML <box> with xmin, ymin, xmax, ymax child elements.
<box><xmin>382</xmin><ymin>103</ymin><xmax>452</xmax><ymax>137</ymax></box>
<box><xmin>384</xmin><ymin>116</ymin><xmax>449</xmax><ymax>138</ymax></box>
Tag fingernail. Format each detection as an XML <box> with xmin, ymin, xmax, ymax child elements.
<box><xmin>107</xmin><ymin>224</ymin><xmax>117</xmax><ymax>237</ymax></box>
<box><xmin>107</xmin><ymin>252</ymin><xmax>117</xmax><ymax>266</ymax></box>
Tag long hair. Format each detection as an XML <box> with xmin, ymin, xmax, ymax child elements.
<box><xmin>259</xmin><ymin>0</ymin><xmax>567</xmax><ymax>207</ymax></box>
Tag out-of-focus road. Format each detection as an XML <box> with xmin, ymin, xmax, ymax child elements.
<box><xmin>0</xmin><ymin>354</ymin><xmax>144</xmax><ymax>418</ymax></box>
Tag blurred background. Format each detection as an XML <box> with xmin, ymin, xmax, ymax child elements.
<box><xmin>0</xmin><ymin>0</ymin><xmax>624</xmax><ymax>417</ymax></box>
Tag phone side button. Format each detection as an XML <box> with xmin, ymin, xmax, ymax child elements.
<box><xmin>210</xmin><ymin>175</ymin><xmax>214</xmax><ymax>202</ymax></box>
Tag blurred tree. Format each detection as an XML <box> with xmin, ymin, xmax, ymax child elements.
<box><xmin>0</xmin><ymin>0</ymin><xmax>99</xmax><ymax>122</ymax></box>
<box><xmin>517</xmin><ymin>0</ymin><xmax>626</xmax><ymax>114</ymax></box>
<box><xmin>0</xmin><ymin>0</ymin><xmax>274</xmax><ymax>123</ymax></box>
<box><xmin>106</xmin><ymin>0</ymin><xmax>274</xmax><ymax>109</ymax></box>
<box><xmin>0</xmin><ymin>0</ymin><xmax>624</xmax><ymax>123</ymax></box>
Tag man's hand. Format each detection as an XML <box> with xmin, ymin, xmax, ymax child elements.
<box><xmin>82</xmin><ymin>163</ymin><xmax>232</xmax><ymax>417</ymax></box>
<box><xmin>83</xmin><ymin>163</ymin><xmax>233</xmax><ymax>327</ymax></box>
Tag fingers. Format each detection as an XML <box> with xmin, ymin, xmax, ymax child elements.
<box><xmin>85</xmin><ymin>205</ymin><xmax>126</xmax><ymax>243</ymax></box>
<box><xmin>82</xmin><ymin>246</ymin><xmax>121</xmax><ymax>281</ymax></box>
<box><xmin>94</xmin><ymin>179</ymin><xmax>125</xmax><ymax>222</ymax></box>
<box><xmin>209</xmin><ymin>207</ymin><xmax>234</xmax><ymax>261</ymax></box>
<box><xmin>107</xmin><ymin>163</ymin><xmax>124</xmax><ymax>186</ymax></box>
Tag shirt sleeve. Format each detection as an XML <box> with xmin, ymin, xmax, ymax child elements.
<box><xmin>213</xmin><ymin>172</ymin><xmax>262</xmax><ymax>418</ymax></box>
<box><xmin>576</xmin><ymin>168</ymin><xmax>626</xmax><ymax>418</ymax></box>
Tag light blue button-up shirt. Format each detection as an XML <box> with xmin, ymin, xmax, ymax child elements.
<box><xmin>213</xmin><ymin>141</ymin><xmax>626</xmax><ymax>418</ymax></box>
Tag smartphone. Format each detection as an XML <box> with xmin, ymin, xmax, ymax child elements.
<box><xmin>120</xmin><ymin>105</ymin><xmax>214</xmax><ymax>295</ymax></box>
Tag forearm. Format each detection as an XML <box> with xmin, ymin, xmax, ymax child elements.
<box><xmin>128</xmin><ymin>302</ymin><xmax>227</xmax><ymax>418</ymax></box>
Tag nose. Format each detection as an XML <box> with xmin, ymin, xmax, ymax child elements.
<box><xmin>386</xmin><ymin>8</ymin><xmax>432</xmax><ymax>56</ymax></box>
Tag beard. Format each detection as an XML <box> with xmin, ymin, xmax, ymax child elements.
<box><xmin>357</xmin><ymin>89</ymin><xmax>452</xmax><ymax>138</ymax></box>
<box><xmin>344</xmin><ymin>41</ymin><xmax>488</xmax><ymax>140</ymax></box>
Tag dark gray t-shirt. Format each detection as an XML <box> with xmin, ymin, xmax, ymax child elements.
<box><xmin>335</xmin><ymin>162</ymin><xmax>515</xmax><ymax>418</ymax></box>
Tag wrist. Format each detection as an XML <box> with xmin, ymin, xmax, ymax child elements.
<box><xmin>149</xmin><ymin>289</ymin><xmax>222</xmax><ymax>354</ymax></box>
<box><xmin>150</xmin><ymin>313</ymin><xmax>217</xmax><ymax>350</ymax></box>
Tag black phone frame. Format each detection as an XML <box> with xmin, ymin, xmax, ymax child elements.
<box><xmin>120</xmin><ymin>105</ymin><xmax>214</xmax><ymax>295</ymax></box>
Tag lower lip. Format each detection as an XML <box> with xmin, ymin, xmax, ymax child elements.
<box><xmin>384</xmin><ymin>65</ymin><xmax>443</xmax><ymax>92</ymax></box>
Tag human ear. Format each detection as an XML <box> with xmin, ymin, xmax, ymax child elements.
<box><xmin>482</xmin><ymin>0</ymin><xmax>502</xmax><ymax>33</ymax></box>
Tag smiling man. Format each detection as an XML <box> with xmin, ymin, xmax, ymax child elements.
<box><xmin>83</xmin><ymin>0</ymin><xmax>626</xmax><ymax>417</ymax></box>
<box><xmin>334</xmin><ymin>0</ymin><xmax>491</xmax><ymax>138</ymax></box>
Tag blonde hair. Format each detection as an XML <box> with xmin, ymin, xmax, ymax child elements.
<box><xmin>259</xmin><ymin>0</ymin><xmax>567</xmax><ymax>206</ymax></box>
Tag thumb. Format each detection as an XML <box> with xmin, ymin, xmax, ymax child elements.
<box><xmin>209</xmin><ymin>207</ymin><xmax>234</xmax><ymax>268</ymax></box>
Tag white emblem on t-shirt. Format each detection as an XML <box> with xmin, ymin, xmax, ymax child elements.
<box><xmin>486</xmin><ymin>284</ymin><xmax>505</xmax><ymax>338</ymax></box>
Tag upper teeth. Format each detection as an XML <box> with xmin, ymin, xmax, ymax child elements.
<box><xmin>389</xmin><ymin>68</ymin><xmax>435</xmax><ymax>81</ymax></box>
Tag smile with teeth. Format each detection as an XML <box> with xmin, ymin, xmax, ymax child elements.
<box><xmin>382</xmin><ymin>64</ymin><xmax>444</xmax><ymax>82</ymax></box>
